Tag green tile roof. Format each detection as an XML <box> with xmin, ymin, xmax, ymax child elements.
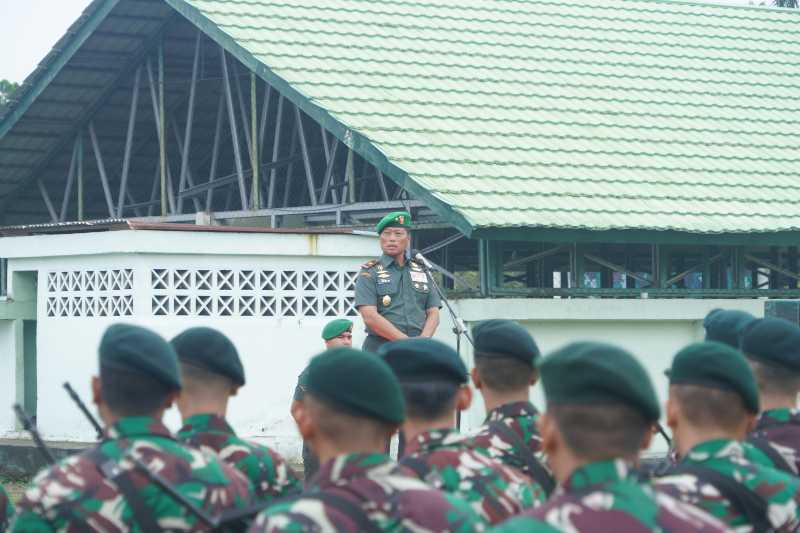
<box><xmin>171</xmin><ymin>0</ymin><xmax>800</xmax><ymax>235</ymax></box>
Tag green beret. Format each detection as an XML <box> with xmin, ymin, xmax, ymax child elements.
<box><xmin>539</xmin><ymin>342</ymin><xmax>660</xmax><ymax>422</ymax></box>
<box><xmin>305</xmin><ymin>347</ymin><xmax>405</xmax><ymax>424</ymax></box>
<box><xmin>667</xmin><ymin>341</ymin><xmax>759</xmax><ymax>414</ymax></box>
<box><xmin>473</xmin><ymin>319</ymin><xmax>540</xmax><ymax>366</ymax></box>
<box><xmin>378</xmin><ymin>338</ymin><xmax>467</xmax><ymax>384</ymax></box>
<box><xmin>741</xmin><ymin>317</ymin><xmax>800</xmax><ymax>372</ymax></box>
<box><xmin>99</xmin><ymin>324</ymin><xmax>182</xmax><ymax>391</ymax></box>
<box><xmin>703</xmin><ymin>309</ymin><xmax>755</xmax><ymax>349</ymax></box>
<box><xmin>321</xmin><ymin>319</ymin><xmax>353</xmax><ymax>341</ymax></box>
<box><xmin>375</xmin><ymin>211</ymin><xmax>412</xmax><ymax>234</ymax></box>
<box><xmin>171</xmin><ymin>327</ymin><xmax>245</xmax><ymax>386</ymax></box>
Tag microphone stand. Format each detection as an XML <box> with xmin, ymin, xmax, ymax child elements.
<box><xmin>414</xmin><ymin>252</ymin><xmax>473</xmax><ymax>430</ymax></box>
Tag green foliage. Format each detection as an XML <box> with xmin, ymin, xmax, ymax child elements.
<box><xmin>0</xmin><ymin>79</ymin><xmax>20</xmax><ymax>109</ymax></box>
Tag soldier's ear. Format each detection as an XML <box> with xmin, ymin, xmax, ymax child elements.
<box><xmin>470</xmin><ymin>368</ymin><xmax>482</xmax><ymax>390</ymax></box>
<box><xmin>665</xmin><ymin>395</ymin><xmax>679</xmax><ymax>431</ymax></box>
<box><xmin>456</xmin><ymin>385</ymin><xmax>473</xmax><ymax>412</ymax></box>
<box><xmin>539</xmin><ymin>412</ymin><xmax>558</xmax><ymax>456</ymax></box>
<box><xmin>91</xmin><ymin>376</ymin><xmax>102</xmax><ymax>406</ymax></box>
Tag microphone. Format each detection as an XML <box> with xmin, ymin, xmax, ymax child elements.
<box><xmin>411</xmin><ymin>249</ymin><xmax>434</xmax><ymax>270</ymax></box>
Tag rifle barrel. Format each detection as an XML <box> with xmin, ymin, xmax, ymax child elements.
<box><xmin>63</xmin><ymin>382</ymin><xmax>104</xmax><ymax>439</ymax></box>
<box><xmin>13</xmin><ymin>404</ymin><xmax>56</xmax><ymax>465</ymax></box>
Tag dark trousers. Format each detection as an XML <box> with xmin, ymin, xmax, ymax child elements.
<box><xmin>362</xmin><ymin>335</ymin><xmax>390</xmax><ymax>353</ymax></box>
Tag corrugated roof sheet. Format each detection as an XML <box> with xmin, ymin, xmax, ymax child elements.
<box><xmin>169</xmin><ymin>0</ymin><xmax>800</xmax><ymax>235</ymax></box>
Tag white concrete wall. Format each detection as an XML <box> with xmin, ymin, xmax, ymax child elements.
<box><xmin>0</xmin><ymin>320</ymin><xmax>19</xmax><ymax>435</ymax></box>
<box><xmin>1</xmin><ymin>230</ymin><xmax>378</xmax><ymax>459</ymax></box>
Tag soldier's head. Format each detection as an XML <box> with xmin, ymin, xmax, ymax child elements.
<box><xmin>170</xmin><ymin>327</ymin><xmax>245</xmax><ymax>419</ymax></box>
<box><xmin>740</xmin><ymin>318</ymin><xmax>800</xmax><ymax>409</ymax></box>
<box><xmin>703</xmin><ymin>308</ymin><xmax>755</xmax><ymax>349</ymax></box>
<box><xmin>93</xmin><ymin>324</ymin><xmax>182</xmax><ymax>423</ymax></box>
<box><xmin>295</xmin><ymin>348</ymin><xmax>404</xmax><ymax>461</ymax></box>
<box><xmin>376</xmin><ymin>211</ymin><xmax>412</xmax><ymax>258</ymax></box>
<box><xmin>380</xmin><ymin>339</ymin><xmax>471</xmax><ymax>435</ymax></box>
<box><xmin>537</xmin><ymin>342</ymin><xmax>659</xmax><ymax>482</ymax></box>
<box><xmin>322</xmin><ymin>319</ymin><xmax>354</xmax><ymax>348</ymax></box>
<box><xmin>470</xmin><ymin>320</ymin><xmax>540</xmax><ymax>407</ymax></box>
<box><xmin>666</xmin><ymin>342</ymin><xmax>759</xmax><ymax>456</ymax></box>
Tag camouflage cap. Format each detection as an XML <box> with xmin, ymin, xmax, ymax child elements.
<box><xmin>703</xmin><ymin>308</ymin><xmax>756</xmax><ymax>349</ymax></box>
<box><xmin>667</xmin><ymin>341</ymin><xmax>759</xmax><ymax>414</ymax></box>
<box><xmin>472</xmin><ymin>319</ymin><xmax>540</xmax><ymax>365</ymax></box>
<box><xmin>99</xmin><ymin>324</ymin><xmax>182</xmax><ymax>391</ymax></box>
<box><xmin>171</xmin><ymin>327</ymin><xmax>245</xmax><ymax>386</ymax></box>
<box><xmin>539</xmin><ymin>342</ymin><xmax>660</xmax><ymax>422</ymax></box>
<box><xmin>741</xmin><ymin>317</ymin><xmax>800</xmax><ymax>372</ymax></box>
<box><xmin>379</xmin><ymin>338</ymin><xmax>467</xmax><ymax>384</ymax></box>
<box><xmin>375</xmin><ymin>211</ymin><xmax>412</xmax><ymax>234</ymax></box>
<box><xmin>321</xmin><ymin>318</ymin><xmax>353</xmax><ymax>341</ymax></box>
<box><xmin>306</xmin><ymin>347</ymin><xmax>405</xmax><ymax>424</ymax></box>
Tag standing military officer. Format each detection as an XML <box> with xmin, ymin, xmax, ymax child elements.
<box><xmin>494</xmin><ymin>342</ymin><xmax>729</xmax><ymax>533</ymax></box>
<box><xmin>742</xmin><ymin>317</ymin><xmax>800</xmax><ymax>475</ymax></box>
<box><xmin>250</xmin><ymin>347</ymin><xmax>484</xmax><ymax>532</ymax></box>
<box><xmin>654</xmin><ymin>341</ymin><xmax>800</xmax><ymax>531</ymax></box>
<box><xmin>172</xmin><ymin>327</ymin><xmax>301</xmax><ymax>502</ymax></box>
<box><xmin>291</xmin><ymin>318</ymin><xmax>354</xmax><ymax>482</ymax></box>
<box><xmin>355</xmin><ymin>211</ymin><xmax>440</xmax><ymax>353</ymax></box>
<box><xmin>12</xmin><ymin>324</ymin><xmax>253</xmax><ymax>532</ymax></box>
<box><xmin>380</xmin><ymin>338</ymin><xmax>544</xmax><ymax>525</ymax></box>
<box><xmin>466</xmin><ymin>319</ymin><xmax>555</xmax><ymax>494</ymax></box>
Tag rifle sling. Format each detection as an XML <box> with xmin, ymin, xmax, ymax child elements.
<box><xmin>96</xmin><ymin>454</ymin><xmax>162</xmax><ymax>533</ymax></box>
<box><xmin>747</xmin><ymin>436</ymin><xmax>795</xmax><ymax>475</ymax></box>
<box><xmin>216</xmin><ymin>489</ymin><xmax>381</xmax><ymax>533</ymax></box>
<box><xmin>670</xmin><ymin>463</ymin><xmax>774</xmax><ymax>533</ymax></box>
<box><xmin>488</xmin><ymin>421</ymin><xmax>555</xmax><ymax>495</ymax></box>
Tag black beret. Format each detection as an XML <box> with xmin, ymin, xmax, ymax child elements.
<box><xmin>305</xmin><ymin>347</ymin><xmax>405</xmax><ymax>424</ymax></box>
<box><xmin>667</xmin><ymin>341</ymin><xmax>759</xmax><ymax>414</ymax></box>
<box><xmin>741</xmin><ymin>317</ymin><xmax>800</xmax><ymax>372</ymax></box>
<box><xmin>99</xmin><ymin>324</ymin><xmax>182</xmax><ymax>391</ymax></box>
<box><xmin>171</xmin><ymin>327</ymin><xmax>245</xmax><ymax>386</ymax></box>
<box><xmin>473</xmin><ymin>319</ymin><xmax>540</xmax><ymax>366</ymax></box>
<box><xmin>378</xmin><ymin>338</ymin><xmax>467</xmax><ymax>384</ymax></box>
<box><xmin>539</xmin><ymin>342</ymin><xmax>660</xmax><ymax>422</ymax></box>
<box><xmin>703</xmin><ymin>309</ymin><xmax>756</xmax><ymax>349</ymax></box>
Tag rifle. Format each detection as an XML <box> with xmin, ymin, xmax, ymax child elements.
<box><xmin>13</xmin><ymin>404</ymin><xmax>56</xmax><ymax>466</ymax></box>
<box><xmin>62</xmin><ymin>381</ymin><xmax>219</xmax><ymax>529</ymax></box>
<box><xmin>63</xmin><ymin>383</ymin><xmax>103</xmax><ymax>440</ymax></box>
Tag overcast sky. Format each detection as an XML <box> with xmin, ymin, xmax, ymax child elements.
<box><xmin>0</xmin><ymin>0</ymin><xmax>767</xmax><ymax>83</ymax></box>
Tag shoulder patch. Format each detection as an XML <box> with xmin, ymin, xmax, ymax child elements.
<box><xmin>361</xmin><ymin>259</ymin><xmax>379</xmax><ymax>269</ymax></box>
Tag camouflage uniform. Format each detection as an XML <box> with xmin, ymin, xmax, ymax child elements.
<box><xmin>402</xmin><ymin>427</ymin><xmax>544</xmax><ymax>525</ymax></box>
<box><xmin>0</xmin><ymin>484</ymin><xmax>14</xmax><ymax>532</ymax></box>
<box><xmin>654</xmin><ymin>438</ymin><xmax>800</xmax><ymax>531</ymax></box>
<box><xmin>12</xmin><ymin>416</ymin><xmax>253</xmax><ymax>532</ymax></box>
<box><xmin>467</xmin><ymin>401</ymin><xmax>553</xmax><ymax>484</ymax></box>
<box><xmin>492</xmin><ymin>459</ymin><xmax>730</xmax><ymax>533</ymax></box>
<box><xmin>177</xmin><ymin>413</ymin><xmax>301</xmax><ymax>501</ymax></box>
<box><xmin>748</xmin><ymin>407</ymin><xmax>800</xmax><ymax>475</ymax></box>
<box><xmin>249</xmin><ymin>452</ymin><xmax>484</xmax><ymax>532</ymax></box>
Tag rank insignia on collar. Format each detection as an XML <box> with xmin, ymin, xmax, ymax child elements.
<box><xmin>382</xmin><ymin>295</ymin><xmax>392</xmax><ymax>306</ymax></box>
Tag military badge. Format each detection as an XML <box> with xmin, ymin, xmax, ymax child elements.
<box><xmin>382</xmin><ymin>295</ymin><xmax>392</xmax><ymax>306</ymax></box>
